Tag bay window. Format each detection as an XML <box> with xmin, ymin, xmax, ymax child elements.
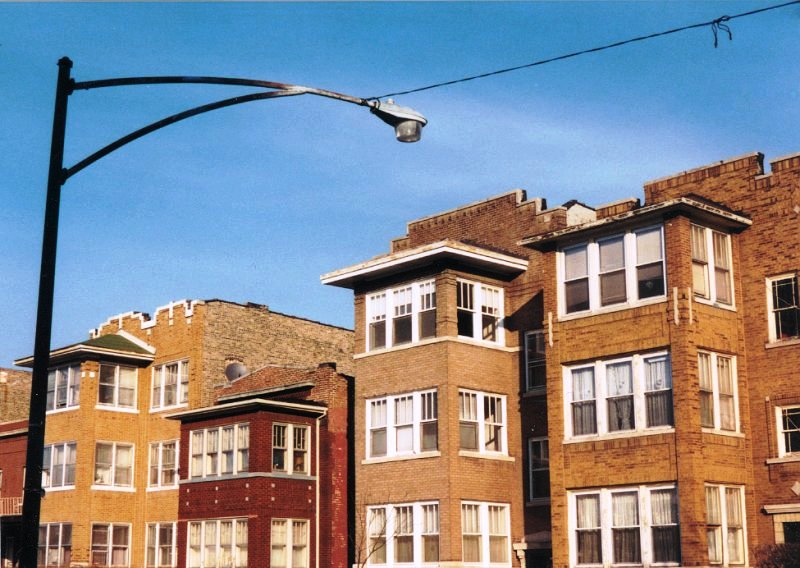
<box><xmin>460</xmin><ymin>502</ymin><xmax>510</xmax><ymax>565</ymax></box>
<box><xmin>94</xmin><ymin>442</ymin><xmax>133</xmax><ymax>488</ymax></box>
<box><xmin>366</xmin><ymin>390</ymin><xmax>438</xmax><ymax>459</ymax></box>
<box><xmin>46</xmin><ymin>364</ymin><xmax>80</xmax><ymax>411</ymax></box>
<box><xmin>366</xmin><ymin>502</ymin><xmax>439</xmax><ymax>566</ymax></box>
<box><xmin>188</xmin><ymin>519</ymin><xmax>247</xmax><ymax>568</ymax></box>
<box><xmin>146</xmin><ymin>522</ymin><xmax>176</xmax><ymax>568</ymax></box>
<box><xmin>698</xmin><ymin>351</ymin><xmax>739</xmax><ymax>433</ymax></box>
<box><xmin>271</xmin><ymin>519</ymin><xmax>307</xmax><ymax>568</ymax></box>
<box><xmin>367</xmin><ymin>280</ymin><xmax>436</xmax><ymax>351</ymax></box>
<box><xmin>91</xmin><ymin>523</ymin><xmax>130</xmax><ymax>567</ymax></box>
<box><xmin>272</xmin><ymin>423</ymin><xmax>309</xmax><ymax>474</ymax></box>
<box><xmin>42</xmin><ymin>442</ymin><xmax>76</xmax><ymax>489</ymax></box>
<box><xmin>98</xmin><ymin>363</ymin><xmax>137</xmax><ymax>409</ymax></box>
<box><xmin>706</xmin><ymin>484</ymin><xmax>745</xmax><ymax>565</ymax></box>
<box><xmin>151</xmin><ymin>360</ymin><xmax>189</xmax><ymax>410</ymax></box>
<box><xmin>38</xmin><ymin>523</ymin><xmax>72</xmax><ymax>567</ymax></box>
<box><xmin>459</xmin><ymin>390</ymin><xmax>507</xmax><ymax>455</ymax></box>
<box><xmin>767</xmin><ymin>274</ymin><xmax>800</xmax><ymax>341</ymax></box>
<box><xmin>148</xmin><ymin>440</ymin><xmax>178</xmax><ymax>489</ymax></box>
<box><xmin>457</xmin><ymin>279</ymin><xmax>504</xmax><ymax>343</ymax></box>
<box><xmin>692</xmin><ymin>224</ymin><xmax>733</xmax><ymax>306</ymax></box>
<box><xmin>190</xmin><ymin>423</ymin><xmax>249</xmax><ymax>478</ymax></box>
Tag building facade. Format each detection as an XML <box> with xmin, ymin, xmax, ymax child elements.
<box><xmin>324</xmin><ymin>151</ymin><xmax>800</xmax><ymax>567</ymax></box>
<box><xmin>9</xmin><ymin>299</ymin><xmax>353</xmax><ymax>567</ymax></box>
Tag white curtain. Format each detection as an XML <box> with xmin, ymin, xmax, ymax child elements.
<box><xmin>612</xmin><ymin>492</ymin><xmax>640</xmax><ymax>563</ymax></box>
<box><xmin>572</xmin><ymin>368</ymin><xmax>596</xmax><ymax>435</ymax></box>
<box><xmin>645</xmin><ymin>358</ymin><xmax>673</xmax><ymax>427</ymax></box>
<box><xmin>565</xmin><ymin>246</ymin><xmax>588</xmax><ymax>279</ymax></box>
<box><xmin>271</xmin><ymin>520</ymin><xmax>287</xmax><ymax>568</ymax></box>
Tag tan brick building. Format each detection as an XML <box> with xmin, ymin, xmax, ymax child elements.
<box><xmin>11</xmin><ymin>298</ymin><xmax>353</xmax><ymax>567</ymax></box>
<box><xmin>325</xmin><ymin>151</ymin><xmax>800</xmax><ymax>567</ymax></box>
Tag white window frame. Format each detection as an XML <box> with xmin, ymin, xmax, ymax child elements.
<box><xmin>528</xmin><ymin>437</ymin><xmax>550</xmax><ymax>502</ymax></box>
<box><xmin>558</xmin><ymin>225</ymin><xmax>667</xmax><ymax>317</ymax></box>
<box><xmin>705</xmin><ymin>484</ymin><xmax>747</xmax><ymax>566</ymax></box>
<box><xmin>150</xmin><ymin>360</ymin><xmax>189</xmax><ymax>411</ymax></box>
<box><xmin>97</xmin><ymin>363</ymin><xmax>138</xmax><ymax>411</ymax></box>
<box><xmin>563</xmin><ymin>352</ymin><xmax>673</xmax><ymax>440</ymax></box>
<box><xmin>148</xmin><ymin>440</ymin><xmax>179</xmax><ymax>490</ymax></box>
<box><xmin>187</xmin><ymin>518</ymin><xmax>248</xmax><ymax>568</ymax></box>
<box><xmin>91</xmin><ymin>522</ymin><xmax>131</xmax><ymax>567</ymax></box>
<box><xmin>189</xmin><ymin>423</ymin><xmax>249</xmax><ymax>479</ymax></box>
<box><xmin>38</xmin><ymin>522</ymin><xmax>72</xmax><ymax>567</ymax></box>
<box><xmin>568</xmin><ymin>484</ymin><xmax>680</xmax><ymax>567</ymax></box>
<box><xmin>42</xmin><ymin>441</ymin><xmax>77</xmax><ymax>490</ymax></box>
<box><xmin>524</xmin><ymin>330</ymin><xmax>546</xmax><ymax>392</ymax></box>
<box><xmin>366</xmin><ymin>390</ymin><xmax>439</xmax><ymax>460</ymax></box>
<box><xmin>458</xmin><ymin>389</ymin><xmax>508</xmax><ymax>456</ymax></box>
<box><xmin>271</xmin><ymin>518</ymin><xmax>309</xmax><ymax>568</ymax></box>
<box><xmin>93</xmin><ymin>441</ymin><xmax>134</xmax><ymax>490</ymax></box>
<box><xmin>460</xmin><ymin>501</ymin><xmax>511</xmax><ymax>566</ymax></box>
<box><xmin>698</xmin><ymin>351</ymin><xmax>740</xmax><ymax>434</ymax></box>
<box><xmin>46</xmin><ymin>363</ymin><xmax>81</xmax><ymax>412</ymax></box>
<box><xmin>272</xmin><ymin>423</ymin><xmax>310</xmax><ymax>475</ymax></box>
<box><xmin>775</xmin><ymin>405</ymin><xmax>800</xmax><ymax>458</ymax></box>
<box><xmin>365</xmin><ymin>501</ymin><xmax>439</xmax><ymax>566</ymax></box>
<box><xmin>366</xmin><ymin>279</ymin><xmax>437</xmax><ymax>352</ymax></box>
<box><xmin>691</xmin><ymin>224</ymin><xmax>734</xmax><ymax>307</ymax></box>
<box><xmin>456</xmin><ymin>279</ymin><xmax>506</xmax><ymax>345</ymax></box>
<box><xmin>766</xmin><ymin>273</ymin><xmax>800</xmax><ymax>342</ymax></box>
<box><xmin>146</xmin><ymin>522</ymin><xmax>177</xmax><ymax>568</ymax></box>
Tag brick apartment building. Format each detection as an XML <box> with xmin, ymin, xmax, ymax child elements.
<box><xmin>323</xmin><ymin>151</ymin><xmax>800</xmax><ymax>567</ymax></box>
<box><xmin>5</xmin><ymin>298</ymin><xmax>353</xmax><ymax>567</ymax></box>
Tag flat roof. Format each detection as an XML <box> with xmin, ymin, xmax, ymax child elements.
<box><xmin>321</xmin><ymin>239</ymin><xmax>528</xmax><ymax>289</ymax></box>
<box><xmin>166</xmin><ymin>398</ymin><xmax>327</xmax><ymax>422</ymax></box>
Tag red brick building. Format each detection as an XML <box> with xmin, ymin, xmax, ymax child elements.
<box><xmin>0</xmin><ymin>419</ymin><xmax>27</xmax><ymax>568</ymax></box>
<box><xmin>169</xmin><ymin>362</ymin><xmax>352</xmax><ymax>568</ymax></box>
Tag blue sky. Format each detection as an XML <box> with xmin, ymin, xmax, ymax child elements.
<box><xmin>1</xmin><ymin>1</ymin><xmax>798</xmax><ymax>367</ymax></box>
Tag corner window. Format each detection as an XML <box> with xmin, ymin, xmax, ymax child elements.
<box><xmin>524</xmin><ymin>330</ymin><xmax>546</xmax><ymax>392</ymax></box>
<box><xmin>271</xmin><ymin>519</ymin><xmax>308</xmax><ymax>568</ymax></box>
<box><xmin>148</xmin><ymin>440</ymin><xmax>178</xmax><ymax>489</ymax></box>
<box><xmin>91</xmin><ymin>523</ymin><xmax>130</xmax><ymax>567</ymax></box>
<box><xmin>458</xmin><ymin>390</ymin><xmax>507</xmax><ymax>455</ymax></box>
<box><xmin>146</xmin><ymin>522</ymin><xmax>176</xmax><ymax>568</ymax></box>
<box><xmin>767</xmin><ymin>274</ymin><xmax>800</xmax><ymax>342</ymax></box>
<box><xmin>366</xmin><ymin>390</ymin><xmax>438</xmax><ymax>459</ymax></box>
<box><xmin>571</xmin><ymin>485</ymin><xmax>680</xmax><ymax>567</ymax></box>
<box><xmin>367</xmin><ymin>280</ymin><xmax>436</xmax><ymax>351</ymax></box>
<box><xmin>94</xmin><ymin>442</ymin><xmax>133</xmax><ymax>488</ymax></box>
<box><xmin>698</xmin><ymin>352</ymin><xmax>739</xmax><ymax>433</ymax></box>
<box><xmin>365</xmin><ymin>502</ymin><xmax>439</xmax><ymax>566</ymax></box>
<box><xmin>42</xmin><ymin>442</ymin><xmax>76</xmax><ymax>489</ymax></box>
<box><xmin>560</xmin><ymin>226</ymin><xmax>666</xmax><ymax>316</ymax></box>
<box><xmin>46</xmin><ymin>364</ymin><xmax>80</xmax><ymax>412</ymax></box>
<box><xmin>461</xmin><ymin>502</ymin><xmax>510</xmax><ymax>565</ymax></box>
<box><xmin>457</xmin><ymin>280</ymin><xmax>504</xmax><ymax>343</ymax></box>
<box><xmin>190</xmin><ymin>423</ymin><xmax>249</xmax><ymax>478</ymax></box>
<box><xmin>706</xmin><ymin>484</ymin><xmax>745</xmax><ymax>565</ymax></box>
<box><xmin>692</xmin><ymin>225</ymin><xmax>733</xmax><ymax>306</ymax></box>
<box><xmin>565</xmin><ymin>353</ymin><xmax>673</xmax><ymax>439</ymax></box>
<box><xmin>151</xmin><ymin>360</ymin><xmax>189</xmax><ymax>410</ymax></box>
<box><xmin>188</xmin><ymin>519</ymin><xmax>247</xmax><ymax>568</ymax></box>
<box><xmin>776</xmin><ymin>406</ymin><xmax>800</xmax><ymax>457</ymax></box>
<box><xmin>38</xmin><ymin>523</ymin><xmax>72</xmax><ymax>567</ymax></box>
<box><xmin>528</xmin><ymin>438</ymin><xmax>550</xmax><ymax>501</ymax></box>
<box><xmin>273</xmin><ymin>424</ymin><xmax>309</xmax><ymax>474</ymax></box>
<box><xmin>98</xmin><ymin>363</ymin><xmax>137</xmax><ymax>409</ymax></box>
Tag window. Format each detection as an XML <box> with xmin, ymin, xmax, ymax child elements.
<box><xmin>273</xmin><ymin>424</ymin><xmax>308</xmax><ymax>474</ymax></box>
<box><xmin>706</xmin><ymin>484</ymin><xmax>745</xmax><ymax>565</ymax></box>
<box><xmin>42</xmin><ymin>442</ymin><xmax>76</xmax><ymax>489</ymax></box>
<box><xmin>459</xmin><ymin>390</ymin><xmax>507</xmax><ymax>455</ymax></box>
<box><xmin>698</xmin><ymin>352</ymin><xmax>738</xmax><ymax>432</ymax></box>
<box><xmin>146</xmin><ymin>522</ymin><xmax>176</xmax><ymax>568</ymax></box>
<box><xmin>367</xmin><ymin>280</ymin><xmax>436</xmax><ymax>351</ymax></box>
<box><xmin>190</xmin><ymin>423</ymin><xmax>249</xmax><ymax>478</ymax></box>
<box><xmin>94</xmin><ymin>442</ymin><xmax>133</xmax><ymax>488</ymax></box>
<box><xmin>366</xmin><ymin>502</ymin><xmax>439</xmax><ymax>566</ymax></box>
<box><xmin>561</xmin><ymin>226</ymin><xmax>666</xmax><ymax>315</ymax></box>
<box><xmin>187</xmin><ymin>519</ymin><xmax>247</xmax><ymax>568</ymax></box>
<box><xmin>38</xmin><ymin>523</ymin><xmax>72</xmax><ymax>567</ymax></box>
<box><xmin>148</xmin><ymin>440</ymin><xmax>178</xmax><ymax>489</ymax></box>
<box><xmin>528</xmin><ymin>438</ymin><xmax>550</xmax><ymax>501</ymax></box>
<box><xmin>366</xmin><ymin>390</ymin><xmax>438</xmax><ymax>459</ymax></box>
<box><xmin>767</xmin><ymin>274</ymin><xmax>800</xmax><ymax>341</ymax></box>
<box><xmin>525</xmin><ymin>330</ymin><xmax>546</xmax><ymax>391</ymax></box>
<box><xmin>564</xmin><ymin>353</ymin><xmax>673</xmax><ymax>439</ymax></box>
<box><xmin>571</xmin><ymin>485</ymin><xmax>680</xmax><ymax>567</ymax></box>
<box><xmin>271</xmin><ymin>519</ymin><xmax>308</xmax><ymax>568</ymax></box>
<box><xmin>776</xmin><ymin>406</ymin><xmax>800</xmax><ymax>457</ymax></box>
<box><xmin>98</xmin><ymin>363</ymin><xmax>137</xmax><ymax>409</ymax></box>
<box><xmin>692</xmin><ymin>225</ymin><xmax>733</xmax><ymax>306</ymax></box>
<box><xmin>46</xmin><ymin>364</ymin><xmax>80</xmax><ymax>411</ymax></box>
<box><xmin>457</xmin><ymin>280</ymin><xmax>504</xmax><ymax>343</ymax></box>
<box><xmin>151</xmin><ymin>360</ymin><xmax>189</xmax><ymax>410</ymax></box>
<box><xmin>91</xmin><ymin>523</ymin><xmax>130</xmax><ymax>567</ymax></box>
<box><xmin>461</xmin><ymin>502</ymin><xmax>510</xmax><ymax>565</ymax></box>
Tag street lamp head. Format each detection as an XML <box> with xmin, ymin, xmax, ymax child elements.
<box><xmin>370</xmin><ymin>99</ymin><xmax>427</xmax><ymax>143</ymax></box>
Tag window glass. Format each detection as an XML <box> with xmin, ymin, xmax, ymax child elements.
<box><xmin>571</xmin><ymin>368</ymin><xmax>597</xmax><ymax>436</ymax></box>
<box><xmin>770</xmin><ymin>276</ymin><xmax>800</xmax><ymax>340</ymax></box>
<box><xmin>599</xmin><ymin>237</ymin><xmax>627</xmax><ymax>306</ymax></box>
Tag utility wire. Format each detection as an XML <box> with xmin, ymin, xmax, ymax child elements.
<box><xmin>369</xmin><ymin>0</ymin><xmax>800</xmax><ymax>100</ymax></box>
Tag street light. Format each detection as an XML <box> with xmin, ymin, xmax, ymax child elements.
<box><xmin>20</xmin><ymin>56</ymin><xmax>426</xmax><ymax>568</ymax></box>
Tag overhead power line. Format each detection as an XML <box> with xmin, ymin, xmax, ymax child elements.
<box><xmin>369</xmin><ymin>0</ymin><xmax>800</xmax><ymax>100</ymax></box>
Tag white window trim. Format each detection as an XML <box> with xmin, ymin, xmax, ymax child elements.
<box><xmin>365</xmin><ymin>390</ymin><xmax>438</xmax><ymax>460</ymax></box>
<box><xmin>150</xmin><ymin>359</ymin><xmax>189</xmax><ymax>411</ymax></box>
<box><xmin>46</xmin><ymin>364</ymin><xmax>81</xmax><ymax>413</ymax></box>
<box><xmin>766</xmin><ymin>273</ymin><xmax>800</xmax><ymax>343</ymax></box>
<box><xmin>39</xmin><ymin>522</ymin><xmax>72</xmax><ymax>567</ymax></box>
<box><xmin>460</xmin><ymin>501</ymin><xmax>511</xmax><ymax>566</ymax></box>
<box><xmin>42</xmin><ymin>441</ymin><xmax>77</xmax><ymax>491</ymax></box>
<box><xmin>271</xmin><ymin>518</ymin><xmax>309</xmax><ymax>568</ymax></box>
<box><xmin>705</xmin><ymin>484</ymin><xmax>748</xmax><ymax>566</ymax></box>
<box><xmin>558</xmin><ymin>225</ymin><xmax>667</xmax><ymax>318</ymax></box>
<box><xmin>692</xmin><ymin>224</ymin><xmax>735</xmax><ymax>309</ymax></box>
<box><xmin>189</xmin><ymin>423</ymin><xmax>249</xmax><ymax>479</ymax></box>
<box><xmin>524</xmin><ymin>330</ymin><xmax>546</xmax><ymax>392</ymax></box>
<box><xmin>568</xmin><ymin>484</ymin><xmax>680</xmax><ymax>568</ymax></box>
<box><xmin>456</xmin><ymin>278</ymin><xmax>506</xmax><ymax>345</ymax></box>
<box><xmin>92</xmin><ymin>441</ymin><xmax>135</xmax><ymax>491</ymax></box>
<box><xmin>366</xmin><ymin>279</ymin><xmax>437</xmax><ymax>352</ymax></box>
<box><xmin>698</xmin><ymin>351</ymin><xmax>741</xmax><ymax>435</ymax></box>
<box><xmin>775</xmin><ymin>405</ymin><xmax>800</xmax><ymax>458</ymax></box>
<box><xmin>528</xmin><ymin>437</ymin><xmax>550</xmax><ymax>503</ymax></box>
<box><xmin>458</xmin><ymin>389</ymin><xmax>508</xmax><ymax>456</ymax></box>
<box><xmin>187</xmin><ymin>518</ymin><xmax>248</xmax><ymax>568</ymax></box>
<box><xmin>97</xmin><ymin>362</ymin><xmax>138</xmax><ymax>411</ymax></box>
<box><xmin>145</xmin><ymin>522</ymin><xmax>177</xmax><ymax>568</ymax></box>
<box><xmin>366</xmin><ymin>501</ymin><xmax>439</xmax><ymax>566</ymax></box>
<box><xmin>91</xmin><ymin>522</ymin><xmax>131</xmax><ymax>567</ymax></box>
<box><xmin>563</xmin><ymin>352</ymin><xmax>673</xmax><ymax>440</ymax></box>
<box><xmin>147</xmin><ymin>440</ymin><xmax>179</xmax><ymax>491</ymax></box>
<box><xmin>272</xmin><ymin>423</ymin><xmax>311</xmax><ymax>475</ymax></box>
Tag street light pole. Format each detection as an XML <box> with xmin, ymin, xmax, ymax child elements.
<box><xmin>19</xmin><ymin>57</ymin><xmax>426</xmax><ymax>568</ymax></box>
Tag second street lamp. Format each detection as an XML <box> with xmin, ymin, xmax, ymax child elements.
<box><xmin>20</xmin><ymin>56</ymin><xmax>427</xmax><ymax>568</ymax></box>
